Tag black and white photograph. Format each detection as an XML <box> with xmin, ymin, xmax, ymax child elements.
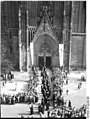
<box><xmin>0</xmin><ymin>1</ymin><xmax>87</xmax><ymax>118</ymax></box>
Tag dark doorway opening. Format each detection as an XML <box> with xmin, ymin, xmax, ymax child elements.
<box><xmin>38</xmin><ymin>56</ymin><xmax>44</xmax><ymax>69</ymax></box>
<box><xmin>46</xmin><ymin>56</ymin><xmax>51</xmax><ymax>69</ymax></box>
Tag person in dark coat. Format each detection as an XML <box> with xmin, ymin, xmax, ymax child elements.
<box><xmin>35</xmin><ymin>95</ymin><xmax>38</xmax><ymax>103</ymax></box>
<box><xmin>57</xmin><ymin>109</ymin><xmax>61</xmax><ymax>116</ymax></box>
<box><xmin>41</xmin><ymin>104</ymin><xmax>44</xmax><ymax>114</ymax></box>
<box><xmin>21</xmin><ymin>115</ymin><xmax>24</xmax><ymax>118</ymax></box>
<box><xmin>11</xmin><ymin>96</ymin><xmax>15</xmax><ymax>104</ymax></box>
<box><xmin>46</xmin><ymin>101</ymin><xmax>50</xmax><ymax>111</ymax></box>
<box><xmin>47</xmin><ymin>91</ymin><xmax>50</xmax><ymax>98</ymax></box>
<box><xmin>41</xmin><ymin>98</ymin><xmax>45</xmax><ymax>108</ymax></box>
<box><xmin>44</xmin><ymin>97</ymin><xmax>47</xmax><ymax>105</ymax></box>
<box><xmin>60</xmin><ymin>88</ymin><xmax>62</xmax><ymax>95</ymax></box>
<box><xmin>38</xmin><ymin>103</ymin><xmax>41</xmax><ymax>113</ymax></box>
<box><xmin>66</xmin><ymin>89</ymin><xmax>69</xmax><ymax>95</ymax></box>
<box><xmin>68</xmin><ymin>100</ymin><xmax>71</xmax><ymax>108</ymax></box>
<box><xmin>57</xmin><ymin>96</ymin><xmax>60</xmax><ymax>106</ymax></box>
<box><xmin>30</xmin><ymin>104</ymin><xmax>34</xmax><ymax>115</ymax></box>
<box><xmin>78</xmin><ymin>84</ymin><xmax>80</xmax><ymax>89</ymax></box>
<box><xmin>66</xmin><ymin>79</ymin><xmax>69</xmax><ymax>85</ymax></box>
<box><xmin>48</xmin><ymin>111</ymin><xmax>50</xmax><ymax>118</ymax></box>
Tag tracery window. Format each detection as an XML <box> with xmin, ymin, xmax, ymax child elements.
<box><xmin>37</xmin><ymin>2</ymin><xmax>54</xmax><ymax>26</ymax></box>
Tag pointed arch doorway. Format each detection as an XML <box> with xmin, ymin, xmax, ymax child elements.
<box><xmin>38</xmin><ymin>56</ymin><xmax>52</xmax><ymax>69</ymax></box>
<box><xmin>32</xmin><ymin>11</ymin><xmax>60</xmax><ymax>68</ymax></box>
<box><xmin>38</xmin><ymin>41</ymin><xmax>52</xmax><ymax>69</ymax></box>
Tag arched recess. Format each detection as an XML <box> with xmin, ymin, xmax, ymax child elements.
<box><xmin>33</xmin><ymin>32</ymin><xmax>59</xmax><ymax>45</ymax></box>
<box><xmin>32</xmin><ymin>34</ymin><xmax>59</xmax><ymax>67</ymax></box>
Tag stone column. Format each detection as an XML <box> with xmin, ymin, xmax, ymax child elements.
<box><xmin>29</xmin><ymin>29</ymin><xmax>32</xmax><ymax>67</ymax></box>
<box><xmin>21</xmin><ymin>2</ymin><xmax>27</xmax><ymax>71</ymax></box>
<box><xmin>27</xmin><ymin>10</ymin><xmax>30</xmax><ymax>72</ymax></box>
<box><xmin>69</xmin><ymin>2</ymin><xmax>73</xmax><ymax>71</ymax></box>
<box><xmin>19</xmin><ymin>7</ymin><xmax>23</xmax><ymax>72</ymax></box>
<box><xmin>63</xmin><ymin>2</ymin><xmax>72</xmax><ymax>72</ymax></box>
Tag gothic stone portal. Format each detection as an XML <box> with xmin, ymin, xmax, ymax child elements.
<box><xmin>33</xmin><ymin>34</ymin><xmax>59</xmax><ymax>67</ymax></box>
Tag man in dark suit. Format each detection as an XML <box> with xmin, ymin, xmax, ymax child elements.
<box><xmin>46</xmin><ymin>100</ymin><xmax>50</xmax><ymax>111</ymax></box>
<box><xmin>68</xmin><ymin>100</ymin><xmax>72</xmax><ymax>108</ymax></box>
<box><xmin>30</xmin><ymin>104</ymin><xmax>34</xmax><ymax>115</ymax></box>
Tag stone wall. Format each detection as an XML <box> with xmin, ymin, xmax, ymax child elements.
<box><xmin>20</xmin><ymin>3</ymin><xmax>27</xmax><ymax>71</ymax></box>
<box><xmin>52</xmin><ymin>55</ymin><xmax>59</xmax><ymax>67</ymax></box>
<box><xmin>70</xmin><ymin>1</ymin><xmax>86</xmax><ymax>70</ymax></box>
<box><xmin>1</xmin><ymin>34</ymin><xmax>19</xmax><ymax>73</ymax></box>
<box><xmin>70</xmin><ymin>34</ymin><xmax>86</xmax><ymax>69</ymax></box>
<box><xmin>54</xmin><ymin>1</ymin><xmax>64</xmax><ymax>43</ymax></box>
<box><xmin>72</xmin><ymin>1</ymin><xmax>86</xmax><ymax>33</ymax></box>
<box><xmin>1</xmin><ymin>1</ymin><xmax>20</xmax><ymax>73</ymax></box>
<box><xmin>1</xmin><ymin>1</ymin><xmax>86</xmax><ymax>72</ymax></box>
<box><xmin>27</xmin><ymin>1</ymin><xmax>38</xmax><ymax>26</ymax></box>
<box><xmin>63</xmin><ymin>2</ymin><xmax>72</xmax><ymax>71</ymax></box>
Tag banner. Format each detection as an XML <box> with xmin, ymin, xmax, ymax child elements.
<box><xmin>30</xmin><ymin>42</ymin><xmax>34</xmax><ymax>65</ymax></box>
<box><xmin>59</xmin><ymin>44</ymin><xmax>63</xmax><ymax>67</ymax></box>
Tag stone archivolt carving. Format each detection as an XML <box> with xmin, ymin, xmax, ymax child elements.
<box><xmin>39</xmin><ymin>42</ymin><xmax>51</xmax><ymax>53</ymax></box>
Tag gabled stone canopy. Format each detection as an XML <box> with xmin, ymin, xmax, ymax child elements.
<box><xmin>32</xmin><ymin>12</ymin><xmax>59</xmax><ymax>67</ymax></box>
<box><xmin>33</xmin><ymin>12</ymin><xmax>59</xmax><ymax>45</ymax></box>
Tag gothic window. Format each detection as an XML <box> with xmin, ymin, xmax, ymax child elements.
<box><xmin>37</xmin><ymin>2</ymin><xmax>54</xmax><ymax>26</ymax></box>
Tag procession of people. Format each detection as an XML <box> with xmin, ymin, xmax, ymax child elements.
<box><xmin>1</xmin><ymin>66</ymin><xmax>86</xmax><ymax>118</ymax></box>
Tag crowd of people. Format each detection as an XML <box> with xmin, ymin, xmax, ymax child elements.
<box><xmin>41</xmin><ymin>69</ymin><xmax>51</xmax><ymax>104</ymax></box>
<box><xmin>1</xmin><ymin>68</ymin><xmax>39</xmax><ymax>105</ymax></box>
<box><xmin>1</xmin><ymin>91</ymin><xmax>38</xmax><ymax>105</ymax></box>
<box><xmin>1</xmin><ymin>71</ymin><xmax>14</xmax><ymax>87</ymax></box>
<box><xmin>28</xmin><ymin>67</ymin><xmax>52</xmax><ymax>115</ymax></box>
<box><xmin>51</xmin><ymin>67</ymin><xmax>68</xmax><ymax>108</ymax></box>
<box><xmin>37</xmin><ymin>67</ymin><xmax>86</xmax><ymax>118</ymax></box>
<box><xmin>36</xmin><ymin>67</ymin><xmax>51</xmax><ymax>114</ymax></box>
<box><xmin>1</xmin><ymin>66</ymin><xmax>86</xmax><ymax>118</ymax></box>
<box><xmin>1</xmin><ymin>71</ymin><xmax>14</xmax><ymax>81</ymax></box>
<box><xmin>28</xmin><ymin>76</ymin><xmax>39</xmax><ymax>92</ymax></box>
<box><xmin>47</xmin><ymin>104</ymin><xmax>86</xmax><ymax>118</ymax></box>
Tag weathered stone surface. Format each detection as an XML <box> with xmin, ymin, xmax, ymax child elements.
<box><xmin>1</xmin><ymin>1</ymin><xmax>86</xmax><ymax>72</ymax></box>
<box><xmin>70</xmin><ymin>34</ymin><xmax>86</xmax><ymax>69</ymax></box>
<box><xmin>33</xmin><ymin>34</ymin><xmax>59</xmax><ymax>67</ymax></box>
<box><xmin>63</xmin><ymin>1</ymin><xmax>72</xmax><ymax>71</ymax></box>
<box><xmin>1</xmin><ymin>35</ymin><xmax>19</xmax><ymax>73</ymax></box>
<box><xmin>72</xmin><ymin>1</ymin><xmax>86</xmax><ymax>33</ymax></box>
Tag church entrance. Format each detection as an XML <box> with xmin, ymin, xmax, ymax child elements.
<box><xmin>38</xmin><ymin>56</ymin><xmax>51</xmax><ymax>69</ymax></box>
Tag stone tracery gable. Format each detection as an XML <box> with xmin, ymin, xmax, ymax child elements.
<box><xmin>33</xmin><ymin>13</ymin><xmax>59</xmax><ymax>45</ymax></box>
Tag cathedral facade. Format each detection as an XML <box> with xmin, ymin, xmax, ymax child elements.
<box><xmin>1</xmin><ymin>1</ymin><xmax>86</xmax><ymax>72</ymax></box>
